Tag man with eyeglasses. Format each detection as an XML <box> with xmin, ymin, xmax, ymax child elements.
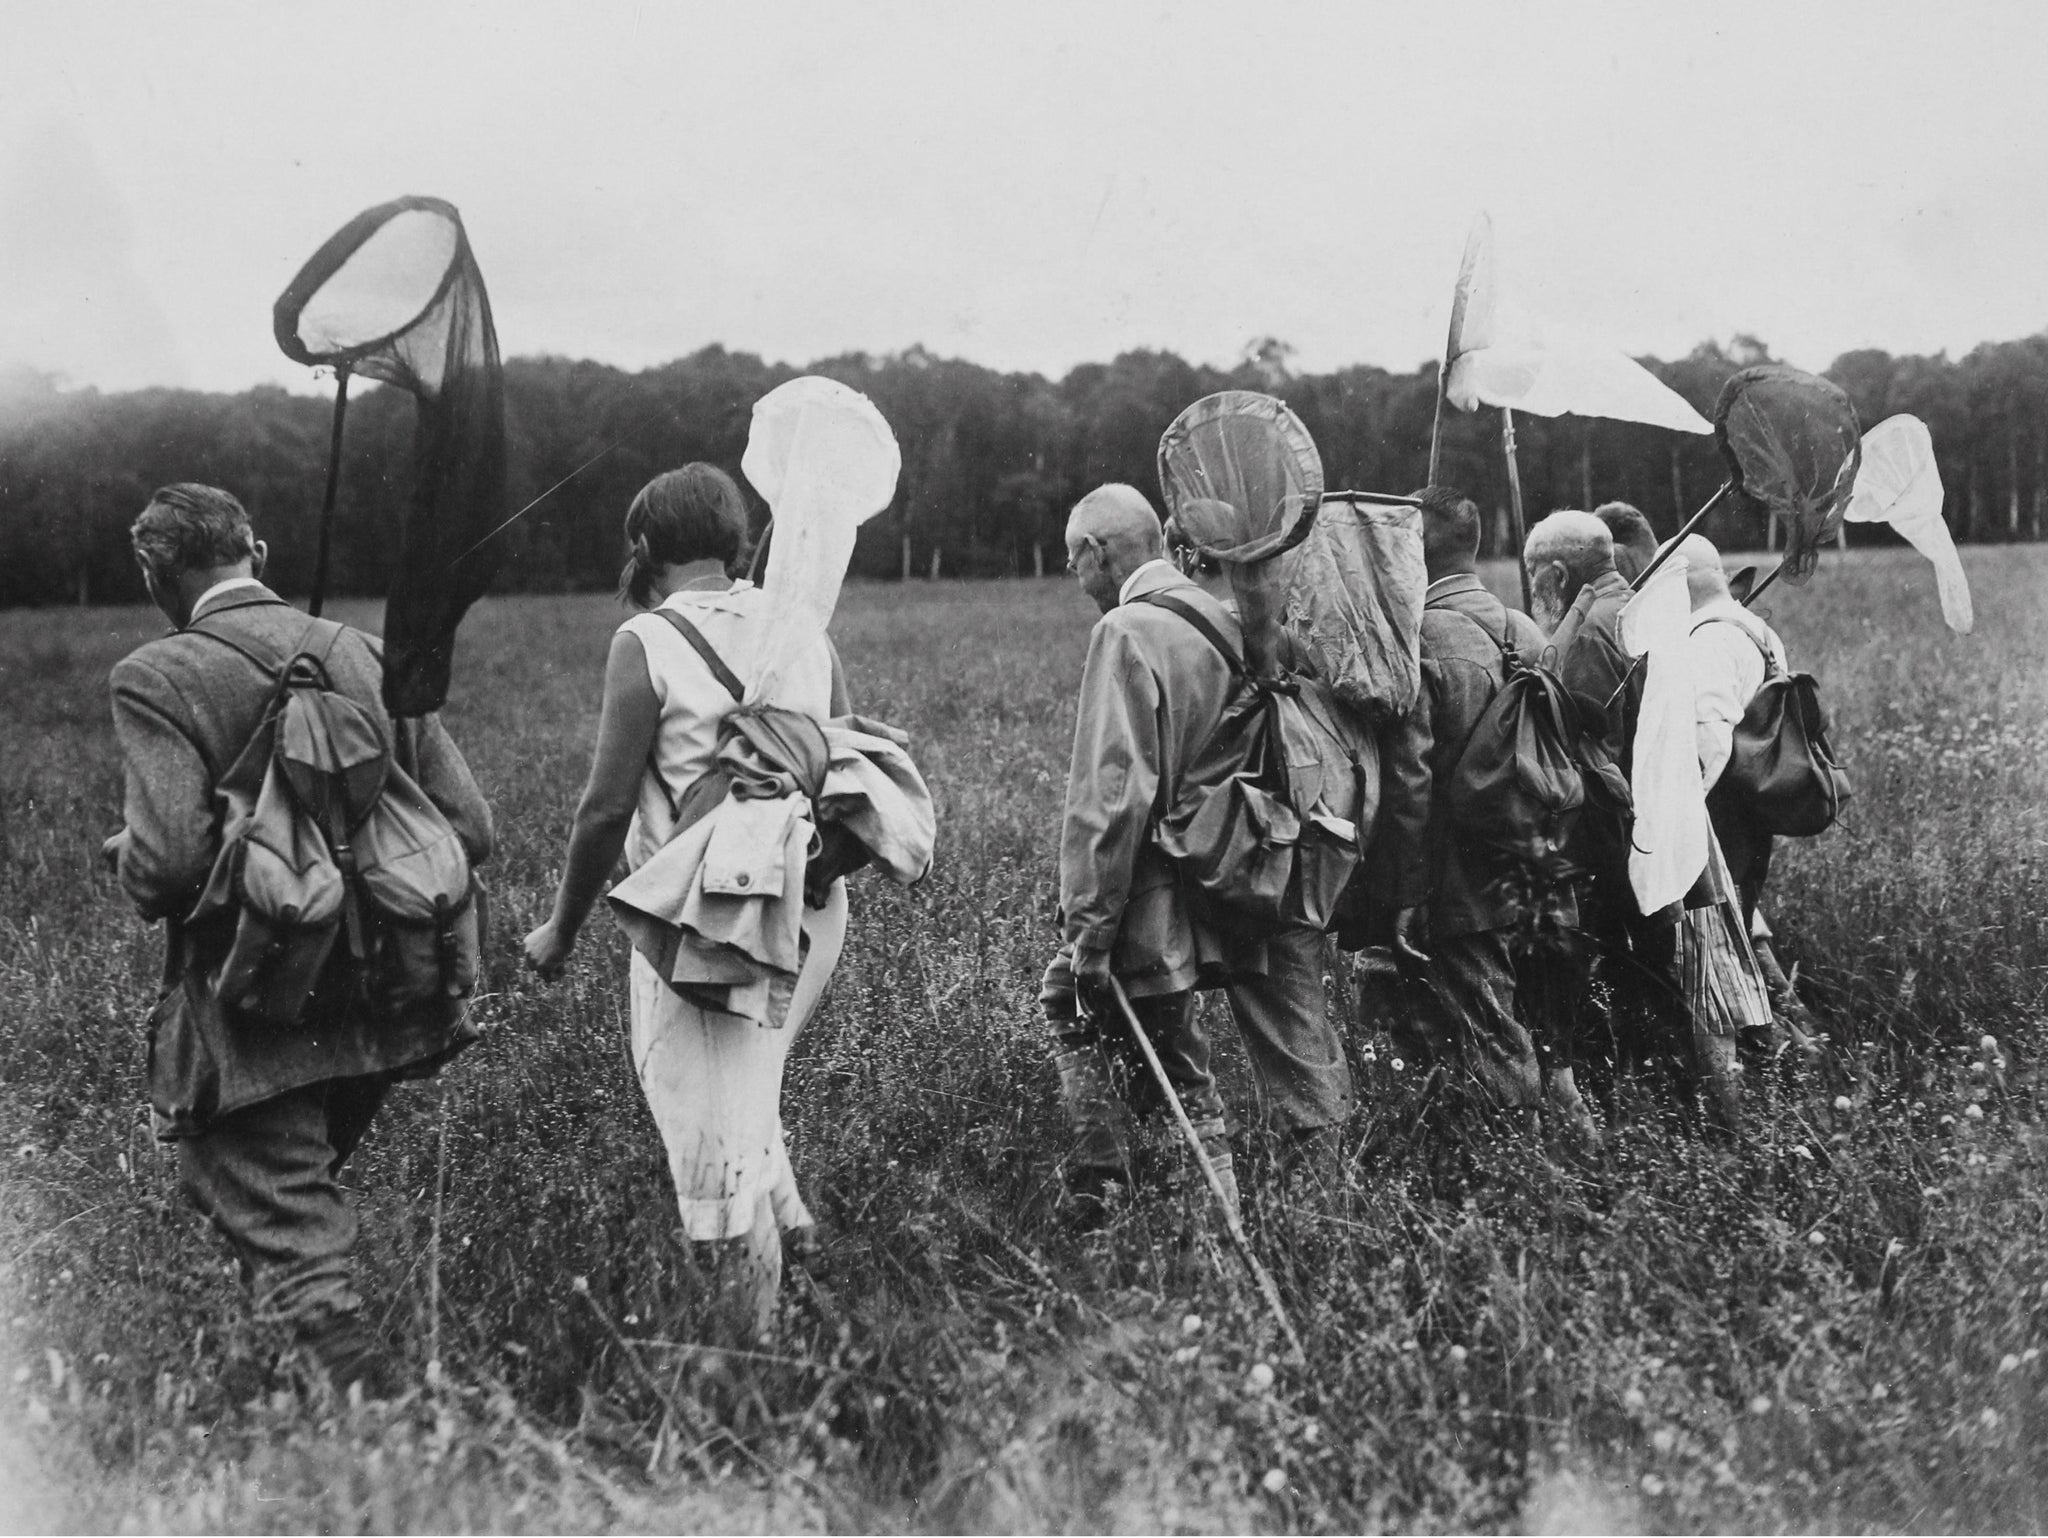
<box><xmin>1039</xmin><ymin>483</ymin><xmax>1353</xmax><ymax>1230</ymax></box>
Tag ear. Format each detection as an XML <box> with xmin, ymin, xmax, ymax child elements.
<box><xmin>1727</xmin><ymin>564</ymin><xmax>1757</xmax><ymax>604</ymax></box>
<box><xmin>249</xmin><ymin>539</ymin><xmax>269</xmax><ymax>579</ymax></box>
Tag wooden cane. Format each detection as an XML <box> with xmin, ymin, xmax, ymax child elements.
<box><xmin>1106</xmin><ymin>976</ymin><xmax>1306</xmax><ymax>1365</ymax></box>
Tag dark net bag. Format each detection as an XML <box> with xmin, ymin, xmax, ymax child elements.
<box><xmin>274</xmin><ymin>196</ymin><xmax>507</xmax><ymax>718</ymax></box>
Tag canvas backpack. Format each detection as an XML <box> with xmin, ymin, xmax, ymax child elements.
<box><xmin>187</xmin><ymin>619</ymin><xmax>481</xmax><ymax>1027</ymax></box>
<box><xmin>1140</xmin><ymin>592</ymin><xmax>1378</xmax><ymax>937</ymax></box>
<box><xmin>1444</xmin><ymin>617</ymin><xmax>1620</xmax><ymax>879</ymax></box>
<box><xmin>1696</xmin><ymin>617</ymin><xmax>1851</xmax><ymax>838</ymax></box>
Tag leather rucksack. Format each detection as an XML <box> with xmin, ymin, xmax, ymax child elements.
<box><xmin>188</xmin><ymin>620</ymin><xmax>481</xmax><ymax>1026</ymax></box>
<box><xmin>1701</xmin><ymin>618</ymin><xmax>1850</xmax><ymax>837</ymax></box>
<box><xmin>1141</xmin><ymin>593</ymin><xmax>1379</xmax><ymax>936</ymax></box>
<box><xmin>1444</xmin><ymin>617</ymin><xmax>1628</xmax><ymax>879</ymax></box>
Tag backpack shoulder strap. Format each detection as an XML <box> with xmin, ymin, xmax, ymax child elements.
<box><xmin>1139</xmin><ymin>591</ymin><xmax>1244</xmax><ymax>678</ymax></box>
<box><xmin>649</xmin><ymin>605</ymin><xmax>745</xmax><ymax>701</ymax></box>
<box><xmin>1689</xmin><ymin>613</ymin><xmax>1781</xmax><ymax>678</ymax></box>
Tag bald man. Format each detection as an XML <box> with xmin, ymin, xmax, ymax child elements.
<box><xmin>1042</xmin><ymin>484</ymin><xmax>1352</xmax><ymax>1227</ymax></box>
<box><xmin>1595</xmin><ymin>502</ymin><xmax>1660</xmax><ymax>585</ymax></box>
<box><xmin>1523</xmin><ymin>511</ymin><xmax>1692</xmax><ymax>1073</ymax></box>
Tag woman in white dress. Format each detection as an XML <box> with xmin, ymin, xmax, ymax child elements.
<box><xmin>523</xmin><ymin>464</ymin><xmax>848</xmax><ymax>1337</ymax></box>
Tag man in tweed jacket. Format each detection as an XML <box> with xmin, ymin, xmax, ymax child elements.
<box><xmin>106</xmin><ymin>484</ymin><xmax>491</xmax><ymax>1395</ymax></box>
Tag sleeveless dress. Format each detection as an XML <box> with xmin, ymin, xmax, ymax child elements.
<box><xmin>620</xmin><ymin>581</ymin><xmax>846</xmax><ymax>1241</ymax></box>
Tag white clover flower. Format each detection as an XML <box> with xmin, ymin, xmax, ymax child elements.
<box><xmin>1834</xmin><ymin>1096</ymin><xmax>1853</xmax><ymax>1113</ymax></box>
<box><xmin>1749</xmin><ymin>1394</ymin><xmax>1773</xmax><ymax>1415</ymax></box>
<box><xmin>1262</xmin><ymin>1468</ymin><xmax>1287</xmax><ymax>1494</ymax></box>
<box><xmin>1247</xmin><ymin>1362</ymin><xmax>1275</xmax><ymax>1391</ymax></box>
<box><xmin>1181</xmin><ymin>1313</ymin><xmax>1203</xmax><ymax>1336</ymax></box>
<box><xmin>1965</xmin><ymin>1103</ymin><xmax>1985</xmax><ymax>1121</ymax></box>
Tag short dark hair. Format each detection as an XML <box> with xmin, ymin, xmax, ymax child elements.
<box><xmin>1595</xmin><ymin>501</ymin><xmax>1658</xmax><ymax>575</ymax></box>
<box><xmin>619</xmin><ymin>463</ymin><xmax>750</xmax><ymax>607</ymax></box>
<box><xmin>1410</xmin><ymin>484</ymin><xmax>1482</xmax><ymax>571</ymax></box>
<box><xmin>130</xmin><ymin>484</ymin><xmax>256</xmax><ymax>578</ymax></box>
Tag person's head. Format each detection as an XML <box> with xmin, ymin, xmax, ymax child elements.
<box><xmin>1065</xmin><ymin>483</ymin><xmax>1164</xmax><ymax>613</ymax></box>
<box><xmin>619</xmin><ymin>463</ymin><xmax>749</xmax><ymax>608</ymax></box>
<box><xmin>1522</xmin><ymin>509</ymin><xmax>1615</xmax><ymax>633</ymax></box>
<box><xmin>1595</xmin><ymin>501</ymin><xmax>1659</xmax><ymax>583</ymax></box>
<box><xmin>129</xmin><ymin>483</ymin><xmax>266</xmax><ymax>627</ymax></box>
<box><xmin>1411</xmin><ymin>485</ymin><xmax>1483</xmax><ymax>579</ymax></box>
<box><xmin>1675</xmin><ymin>532</ymin><xmax>1730</xmax><ymax>610</ymax></box>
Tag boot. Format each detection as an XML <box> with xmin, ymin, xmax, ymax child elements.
<box><xmin>294</xmin><ymin>1309</ymin><xmax>398</xmax><ymax>1401</ymax></box>
<box><xmin>1545</xmin><ymin>1066</ymin><xmax>1602</xmax><ymax>1153</ymax></box>
<box><xmin>1694</xmin><ymin>1028</ymin><xmax>1744</xmax><ymax>1136</ymax></box>
<box><xmin>1054</xmin><ymin>1043</ymin><xmax>1132</xmax><ymax>1220</ymax></box>
<box><xmin>1196</xmin><ymin>1129</ymin><xmax>1241</xmax><ymax>1227</ymax></box>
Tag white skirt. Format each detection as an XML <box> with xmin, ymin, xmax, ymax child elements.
<box><xmin>628</xmin><ymin>880</ymin><xmax>848</xmax><ymax>1241</ymax></box>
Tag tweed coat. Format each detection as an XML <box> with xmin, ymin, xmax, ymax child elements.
<box><xmin>109</xmin><ymin>583</ymin><xmax>493</xmax><ymax>1135</ymax></box>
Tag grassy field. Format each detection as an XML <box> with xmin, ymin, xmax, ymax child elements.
<box><xmin>2</xmin><ymin>545</ymin><xmax>2046</xmax><ymax>1533</ymax></box>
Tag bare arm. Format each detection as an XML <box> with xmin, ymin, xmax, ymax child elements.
<box><xmin>526</xmin><ymin>631</ymin><xmax>661</xmax><ymax>972</ymax></box>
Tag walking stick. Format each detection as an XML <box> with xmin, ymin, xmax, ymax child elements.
<box><xmin>1106</xmin><ymin>976</ymin><xmax>1307</xmax><ymax>1365</ymax></box>
<box><xmin>308</xmin><ymin>365</ymin><xmax>351</xmax><ymax>618</ymax></box>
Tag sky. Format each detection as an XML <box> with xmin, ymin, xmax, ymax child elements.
<box><xmin>3</xmin><ymin>0</ymin><xmax>2046</xmax><ymax>395</ymax></box>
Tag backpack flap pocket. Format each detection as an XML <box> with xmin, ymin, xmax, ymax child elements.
<box><xmin>354</xmin><ymin>768</ymin><xmax>479</xmax><ymax>1013</ymax></box>
<box><xmin>215</xmin><ymin>767</ymin><xmax>346</xmax><ymax>1026</ymax></box>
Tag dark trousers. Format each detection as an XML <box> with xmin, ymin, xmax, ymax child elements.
<box><xmin>1040</xmin><ymin>949</ymin><xmax>1226</xmax><ymax>1177</ymax></box>
<box><xmin>1574</xmin><ymin>869</ymin><xmax>1690</xmax><ymax>1060</ymax></box>
<box><xmin>1387</xmin><ymin>928</ymin><xmax>1545</xmax><ymax>1109</ymax></box>
<box><xmin>1039</xmin><ymin>928</ymin><xmax>1352</xmax><ymax>1173</ymax></box>
<box><xmin>177</xmin><ymin>1075</ymin><xmax>390</xmax><ymax>1329</ymax></box>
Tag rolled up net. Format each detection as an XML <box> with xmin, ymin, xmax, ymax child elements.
<box><xmin>1712</xmin><ymin>365</ymin><xmax>1860</xmax><ymax>586</ymax></box>
<box><xmin>274</xmin><ymin>195</ymin><xmax>506</xmax><ymax>717</ymax></box>
<box><xmin>1280</xmin><ymin>497</ymin><xmax>1423</xmax><ymax>722</ymax></box>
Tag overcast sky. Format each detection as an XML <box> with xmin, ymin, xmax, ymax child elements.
<box><xmin>3</xmin><ymin>1</ymin><xmax>2045</xmax><ymax>395</ymax></box>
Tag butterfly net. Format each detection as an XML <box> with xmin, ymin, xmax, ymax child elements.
<box><xmin>274</xmin><ymin>196</ymin><xmax>507</xmax><ymax>717</ymax></box>
<box><xmin>740</xmin><ymin>376</ymin><xmax>902</xmax><ymax>699</ymax></box>
<box><xmin>1156</xmin><ymin>391</ymin><xmax>1323</xmax><ymax>675</ymax></box>
<box><xmin>1712</xmin><ymin>365</ymin><xmax>1860</xmax><ymax>586</ymax></box>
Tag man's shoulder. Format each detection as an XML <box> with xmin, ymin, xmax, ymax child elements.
<box><xmin>121</xmin><ymin>604</ymin><xmax>382</xmax><ymax>704</ymax></box>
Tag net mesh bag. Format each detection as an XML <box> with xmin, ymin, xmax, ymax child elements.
<box><xmin>1157</xmin><ymin>391</ymin><xmax>1323</xmax><ymax>675</ymax></box>
<box><xmin>1712</xmin><ymin>365</ymin><xmax>1860</xmax><ymax>587</ymax></box>
<box><xmin>275</xmin><ymin>196</ymin><xmax>507</xmax><ymax>716</ymax></box>
<box><xmin>1280</xmin><ymin>496</ymin><xmax>1424</xmax><ymax>723</ymax></box>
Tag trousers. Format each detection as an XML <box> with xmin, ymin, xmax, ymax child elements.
<box><xmin>1384</xmin><ymin>928</ymin><xmax>1545</xmax><ymax>1109</ymax></box>
<box><xmin>176</xmin><ymin>1075</ymin><xmax>390</xmax><ymax>1329</ymax></box>
<box><xmin>1040</xmin><ymin>927</ymin><xmax>1350</xmax><ymax>1176</ymax></box>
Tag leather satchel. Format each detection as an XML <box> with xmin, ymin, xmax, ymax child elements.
<box><xmin>1723</xmin><ymin>665</ymin><xmax>1850</xmax><ymax>838</ymax></box>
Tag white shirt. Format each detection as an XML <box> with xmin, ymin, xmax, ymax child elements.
<box><xmin>190</xmin><ymin>575</ymin><xmax>266</xmax><ymax>618</ymax></box>
<box><xmin>619</xmin><ymin>581</ymin><xmax>834</xmax><ymax>870</ymax></box>
<box><xmin>1685</xmin><ymin>596</ymin><xmax>1788</xmax><ymax>789</ymax></box>
<box><xmin>1119</xmin><ymin>559</ymin><xmax>1175</xmax><ymax>606</ymax></box>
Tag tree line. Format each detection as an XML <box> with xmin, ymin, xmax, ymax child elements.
<box><xmin>1</xmin><ymin>328</ymin><xmax>2042</xmax><ymax>608</ymax></box>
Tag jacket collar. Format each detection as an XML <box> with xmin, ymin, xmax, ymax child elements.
<box><xmin>661</xmin><ymin>577</ymin><xmax>755</xmax><ymax>618</ymax></box>
<box><xmin>1118</xmin><ymin>559</ymin><xmax>1190</xmax><ymax>605</ymax></box>
<box><xmin>1424</xmin><ymin>571</ymin><xmax>1488</xmax><ymax>606</ymax></box>
<box><xmin>1587</xmin><ymin>569</ymin><xmax>1632</xmax><ymax>604</ymax></box>
<box><xmin>186</xmin><ymin>581</ymin><xmax>291</xmax><ymax>627</ymax></box>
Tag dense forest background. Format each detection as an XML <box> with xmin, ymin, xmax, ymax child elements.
<box><xmin>1</xmin><ymin>329</ymin><xmax>2042</xmax><ymax>607</ymax></box>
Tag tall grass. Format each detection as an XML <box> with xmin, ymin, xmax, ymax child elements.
<box><xmin>2</xmin><ymin>547</ymin><xmax>2044</xmax><ymax>1531</ymax></box>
